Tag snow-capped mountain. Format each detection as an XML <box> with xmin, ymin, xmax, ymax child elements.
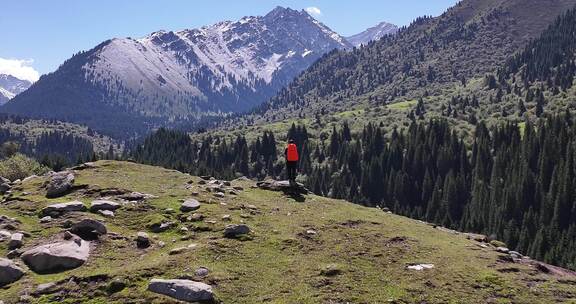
<box><xmin>2</xmin><ymin>7</ymin><xmax>351</xmax><ymax>137</ymax></box>
<box><xmin>346</xmin><ymin>22</ymin><xmax>399</xmax><ymax>47</ymax></box>
<box><xmin>0</xmin><ymin>74</ymin><xmax>32</xmax><ymax>105</ymax></box>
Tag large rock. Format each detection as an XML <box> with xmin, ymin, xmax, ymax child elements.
<box><xmin>41</xmin><ymin>201</ymin><xmax>87</xmax><ymax>217</ymax></box>
<box><xmin>21</xmin><ymin>239</ymin><xmax>89</xmax><ymax>273</ymax></box>
<box><xmin>90</xmin><ymin>200</ymin><xmax>121</xmax><ymax>212</ymax></box>
<box><xmin>148</xmin><ymin>279</ymin><xmax>214</xmax><ymax>303</ymax></box>
<box><xmin>223</xmin><ymin>224</ymin><xmax>250</xmax><ymax>238</ymax></box>
<box><xmin>0</xmin><ymin>258</ymin><xmax>25</xmax><ymax>286</ymax></box>
<box><xmin>180</xmin><ymin>199</ymin><xmax>201</xmax><ymax>212</ymax></box>
<box><xmin>46</xmin><ymin>171</ymin><xmax>75</xmax><ymax>198</ymax></box>
<box><xmin>70</xmin><ymin>219</ymin><xmax>107</xmax><ymax>240</ymax></box>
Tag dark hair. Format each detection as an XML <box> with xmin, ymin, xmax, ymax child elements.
<box><xmin>289</xmin><ymin>139</ymin><xmax>295</xmax><ymax>144</ymax></box>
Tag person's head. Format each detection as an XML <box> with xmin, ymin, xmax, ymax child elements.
<box><xmin>288</xmin><ymin>139</ymin><xmax>295</xmax><ymax>144</ymax></box>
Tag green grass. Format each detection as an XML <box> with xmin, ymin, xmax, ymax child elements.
<box><xmin>387</xmin><ymin>100</ymin><xmax>418</xmax><ymax>110</ymax></box>
<box><xmin>0</xmin><ymin>160</ymin><xmax>573</xmax><ymax>303</ymax></box>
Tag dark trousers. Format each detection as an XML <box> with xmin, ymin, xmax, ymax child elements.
<box><xmin>286</xmin><ymin>161</ymin><xmax>298</xmax><ymax>181</ymax></box>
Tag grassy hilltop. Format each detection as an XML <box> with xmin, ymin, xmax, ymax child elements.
<box><xmin>0</xmin><ymin>161</ymin><xmax>574</xmax><ymax>303</ymax></box>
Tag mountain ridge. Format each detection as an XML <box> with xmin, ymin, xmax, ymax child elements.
<box><xmin>2</xmin><ymin>7</ymin><xmax>351</xmax><ymax>138</ymax></box>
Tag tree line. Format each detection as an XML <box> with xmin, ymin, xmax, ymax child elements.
<box><xmin>133</xmin><ymin>113</ymin><xmax>576</xmax><ymax>270</ymax></box>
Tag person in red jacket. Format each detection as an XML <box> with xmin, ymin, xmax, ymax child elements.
<box><xmin>285</xmin><ymin>139</ymin><xmax>299</xmax><ymax>185</ymax></box>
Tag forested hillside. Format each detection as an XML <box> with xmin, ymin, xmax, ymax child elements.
<box><xmin>133</xmin><ymin>110</ymin><xmax>576</xmax><ymax>270</ymax></box>
<box><xmin>214</xmin><ymin>0</ymin><xmax>576</xmax><ymax>133</ymax></box>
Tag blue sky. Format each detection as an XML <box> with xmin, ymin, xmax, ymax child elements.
<box><xmin>0</xmin><ymin>0</ymin><xmax>459</xmax><ymax>78</ymax></box>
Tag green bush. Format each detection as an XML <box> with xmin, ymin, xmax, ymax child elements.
<box><xmin>0</xmin><ymin>153</ymin><xmax>49</xmax><ymax>181</ymax></box>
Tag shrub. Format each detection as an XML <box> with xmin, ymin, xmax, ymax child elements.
<box><xmin>0</xmin><ymin>153</ymin><xmax>49</xmax><ymax>181</ymax></box>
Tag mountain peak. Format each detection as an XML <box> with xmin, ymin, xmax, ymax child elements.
<box><xmin>0</xmin><ymin>74</ymin><xmax>32</xmax><ymax>105</ymax></box>
<box><xmin>264</xmin><ymin>6</ymin><xmax>306</xmax><ymax>20</ymax></box>
<box><xmin>346</xmin><ymin>21</ymin><xmax>399</xmax><ymax>47</ymax></box>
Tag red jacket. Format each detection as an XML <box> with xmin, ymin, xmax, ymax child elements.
<box><xmin>285</xmin><ymin>143</ymin><xmax>299</xmax><ymax>162</ymax></box>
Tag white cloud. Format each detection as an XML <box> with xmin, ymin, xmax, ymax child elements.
<box><xmin>305</xmin><ymin>6</ymin><xmax>322</xmax><ymax>17</ymax></box>
<box><xmin>0</xmin><ymin>58</ymin><xmax>40</xmax><ymax>82</ymax></box>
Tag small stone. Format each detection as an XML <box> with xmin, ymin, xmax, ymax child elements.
<box><xmin>194</xmin><ymin>267</ymin><xmax>209</xmax><ymax>277</ymax></box>
<box><xmin>0</xmin><ymin>258</ymin><xmax>25</xmax><ymax>286</ymax></box>
<box><xmin>180</xmin><ymin>199</ymin><xmax>201</xmax><ymax>212</ymax></box>
<box><xmin>246</xmin><ymin>204</ymin><xmax>258</xmax><ymax>210</ymax></box>
<box><xmin>214</xmin><ymin>192</ymin><xmax>225</xmax><ymax>198</ymax></box>
<box><xmin>40</xmin><ymin>216</ymin><xmax>52</xmax><ymax>223</ymax></box>
<box><xmin>136</xmin><ymin>232</ymin><xmax>151</xmax><ymax>249</ymax></box>
<box><xmin>191</xmin><ymin>192</ymin><xmax>199</xmax><ymax>196</ymax></box>
<box><xmin>232</xmin><ymin>186</ymin><xmax>244</xmax><ymax>191</ymax></box>
<box><xmin>158</xmin><ymin>241</ymin><xmax>166</xmax><ymax>248</ymax></box>
<box><xmin>35</xmin><ymin>282</ymin><xmax>57</xmax><ymax>295</ymax></box>
<box><xmin>188</xmin><ymin>213</ymin><xmax>204</xmax><ymax>222</ymax></box>
<box><xmin>98</xmin><ymin>210</ymin><xmax>115</xmax><ymax>217</ymax></box>
<box><xmin>320</xmin><ymin>264</ymin><xmax>342</xmax><ymax>276</ymax></box>
<box><xmin>7</xmin><ymin>249</ymin><xmax>21</xmax><ymax>259</ymax></box>
<box><xmin>70</xmin><ymin>218</ymin><xmax>107</xmax><ymax>239</ymax></box>
<box><xmin>107</xmin><ymin>279</ymin><xmax>127</xmax><ymax>294</ymax></box>
<box><xmin>8</xmin><ymin>233</ymin><xmax>23</xmax><ymax>249</ymax></box>
<box><xmin>89</xmin><ymin>200</ymin><xmax>121</xmax><ymax>212</ymax></box>
<box><xmin>223</xmin><ymin>181</ymin><xmax>231</xmax><ymax>186</ymax></box>
<box><xmin>41</xmin><ymin>201</ymin><xmax>87</xmax><ymax>217</ymax></box>
<box><xmin>306</xmin><ymin>229</ymin><xmax>317</xmax><ymax>236</ymax></box>
<box><xmin>223</xmin><ymin>224</ymin><xmax>250</xmax><ymax>238</ymax></box>
<box><xmin>148</xmin><ymin>279</ymin><xmax>213</xmax><ymax>303</ymax></box>
<box><xmin>63</xmin><ymin>231</ymin><xmax>74</xmax><ymax>240</ymax></box>
<box><xmin>45</xmin><ymin>171</ymin><xmax>74</xmax><ymax>198</ymax></box>
<box><xmin>496</xmin><ymin>247</ymin><xmax>510</xmax><ymax>254</ymax></box>
<box><xmin>222</xmin><ymin>215</ymin><xmax>231</xmax><ymax>221</ymax></box>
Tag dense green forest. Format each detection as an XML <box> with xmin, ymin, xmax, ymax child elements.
<box><xmin>133</xmin><ymin>111</ymin><xmax>576</xmax><ymax>270</ymax></box>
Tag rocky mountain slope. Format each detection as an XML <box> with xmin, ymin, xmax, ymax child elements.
<box><xmin>0</xmin><ymin>75</ymin><xmax>31</xmax><ymax>105</ymax></box>
<box><xmin>1</xmin><ymin>7</ymin><xmax>351</xmax><ymax>138</ymax></box>
<box><xmin>0</xmin><ymin>160</ymin><xmax>574</xmax><ymax>303</ymax></box>
<box><xmin>346</xmin><ymin>21</ymin><xmax>399</xmax><ymax>46</ymax></box>
<box><xmin>227</xmin><ymin>0</ymin><xmax>576</xmax><ymax>129</ymax></box>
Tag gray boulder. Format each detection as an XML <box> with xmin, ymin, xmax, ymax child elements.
<box><xmin>223</xmin><ymin>224</ymin><xmax>250</xmax><ymax>238</ymax></box>
<box><xmin>148</xmin><ymin>279</ymin><xmax>213</xmax><ymax>303</ymax></box>
<box><xmin>90</xmin><ymin>200</ymin><xmax>121</xmax><ymax>212</ymax></box>
<box><xmin>0</xmin><ymin>258</ymin><xmax>25</xmax><ymax>286</ymax></box>
<box><xmin>70</xmin><ymin>219</ymin><xmax>107</xmax><ymax>239</ymax></box>
<box><xmin>21</xmin><ymin>239</ymin><xmax>90</xmax><ymax>273</ymax></box>
<box><xmin>46</xmin><ymin>171</ymin><xmax>75</xmax><ymax>198</ymax></box>
<box><xmin>41</xmin><ymin>201</ymin><xmax>87</xmax><ymax>217</ymax></box>
<box><xmin>0</xmin><ymin>177</ymin><xmax>11</xmax><ymax>194</ymax></box>
<box><xmin>180</xmin><ymin>199</ymin><xmax>201</xmax><ymax>212</ymax></box>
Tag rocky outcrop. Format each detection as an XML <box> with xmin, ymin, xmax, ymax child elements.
<box><xmin>46</xmin><ymin>171</ymin><xmax>75</xmax><ymax>198</ymax></box>
<box><xmin>256</xmin><ymin>180</ymin><xmax>308</xmax><ymax>194</ymax></box>
<box><xmin>21</xmin><ymin>239</ymin><xmax>90</xmax><ymax>273</ymax></box>
<box><xmin>0</xmin><ymin>258</ymin><xmax>25</xmax><ymax>286</ymax></box>
<box><xmin>148</xmin><ymin>279</ymin><xmax>214</xmax><ymax>303</ymax></box>
<box><xmin>41</xmin><ymin>201</ymin><xmax>87</xmax><ymax>217</ymax></box>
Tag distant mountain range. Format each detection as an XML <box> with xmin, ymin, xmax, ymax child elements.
<box><xmin>0</xmin><ymin>74</ymin><xmax>31</xmax><ymax>105</ymax></box>
<box><xmin>346</xmin><ymin>22</ymin><xmax>399</xmax><ymax>46</ymax></box>
<box><xmin>2</xmin><ymin>7</ymin><xmax>358</xmax><ymax>137</ymax></box>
